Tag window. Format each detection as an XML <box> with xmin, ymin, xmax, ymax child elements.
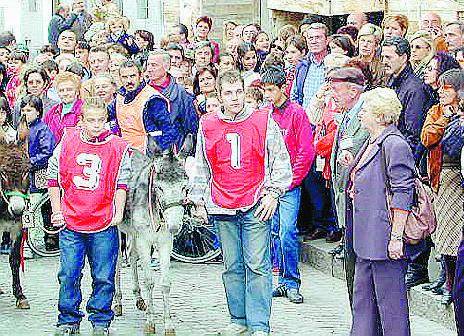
<box><xmin>28</xmin><ymin>0</ymin><xmax>38</xmax><ymax>12</ymax></box>
<box><xmin>137</xmin><ymin>0</ymin><xmax>149</xmax><ymax>19</ymax></box>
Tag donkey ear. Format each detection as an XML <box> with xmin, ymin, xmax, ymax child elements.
<box><xmin>177</xmin><ymin>134</ymin><xmax>195</xmax><ymax>160</ymax></box>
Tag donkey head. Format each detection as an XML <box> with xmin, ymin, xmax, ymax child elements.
<box><xmin>152</xmin><ymin>139</ymin><xmax>193</xmax><ymax>234</ymax></box>
<box><xmin>0</xmin><ymin>142</ymin><xmax>30</xmax><ymax>217</ymax></box>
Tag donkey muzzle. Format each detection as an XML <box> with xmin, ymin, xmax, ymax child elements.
<box><xmin>8</xmin><ymin>196</ymin><xmax>26</xmax><ymax>217</ymax></box>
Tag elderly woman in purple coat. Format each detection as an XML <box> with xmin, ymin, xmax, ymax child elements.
<box><xmin>346</xmin><ymin>87</ymin><xmax>415</xmax><ymax>336</ymax></box>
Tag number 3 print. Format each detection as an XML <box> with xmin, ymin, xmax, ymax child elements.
<box><xmin>226</xmin><ymin>133</ymin><xmax>241</xmax><ymax>169</ymax></box>
<box><xmin>73</xmin><ymin>153</ymin><xmax>102</xmax><ymax>190</ymax></box>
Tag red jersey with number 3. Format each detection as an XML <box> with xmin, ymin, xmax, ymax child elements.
<box><xmin>202</xmin><ymin>110</ymin><xmax>269</xmax><ymax>209</ymax></box>
<box><xmin>58</xmin><ymin>128</ymin><xmax>129</xmax><ymax>233</ymax></box>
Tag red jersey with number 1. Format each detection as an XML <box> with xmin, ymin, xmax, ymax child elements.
<box><xmin>202</xmin><ymin>110</ymin><xmax>269</xmax><ymax>209</ymax></box>
<box><xmin>58</xmin><ymin>128</ymin><xmax>129</xmax><ymax>233</ymax></box>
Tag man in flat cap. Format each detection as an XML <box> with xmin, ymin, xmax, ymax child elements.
<box><xmin>329</xmin><ymin>66</ymin><xmax>369</xmax><ymax>308</ymax></box>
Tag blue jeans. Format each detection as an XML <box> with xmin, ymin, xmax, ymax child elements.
<box><xmin>57</xmin><ymin>226</ymin><xmax>119</xmax><ymax>328</ymax></box>
<box><xmin>211</xmin><ymin>205</ymin><xmax>272</xmax><ymax>333</ymax></box>
<box><xmin>272</xmin><ymin>187</ymin><xmax>301</xmax><ymax>289</ymax></box>
<box><xmin>303</xmin><ymin>167</ymin><xmax>338</xmax><ymax>233</ymax></box>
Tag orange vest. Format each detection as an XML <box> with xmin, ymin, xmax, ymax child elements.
<box><xmin>116</xmin><ymin>85</ymin><xmax>166</xmax><ymax>154</ymax></box>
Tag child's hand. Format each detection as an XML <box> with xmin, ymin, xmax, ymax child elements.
<box><xmin>111</xmin><ymin>212</ymin><xmax>124</xmax><ymax>226</ymax></box>
<box><xmin>51</xmin><ymin>212</ymin><xmax>66</xmax><ymax>228</ymax></box>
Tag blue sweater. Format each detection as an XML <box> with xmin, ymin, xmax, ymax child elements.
<box><xmin>28</xmin><ymin>118</ymin><xmax>55</xmax><ymax>192</ymax></box>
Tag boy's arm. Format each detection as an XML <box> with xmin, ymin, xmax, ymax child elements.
<box><xmin>111</xmin><ymin>189</ymin><xmax>126</xmax><ymax>226</ymax></box>
<box><xmin>111</xmin><ymin>148</ymin><xmax>131</xmax><ymax>226</ymax></box>
<box><xmin>47</xmin><ymin>143</ymin><xmax>65</xmax><ymax>226</ymax></box>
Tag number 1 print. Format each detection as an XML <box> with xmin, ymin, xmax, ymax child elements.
<box><xmin>226</xmin><ymin>133</ymin><xmax>241</xmax><ymax>169</ymax></box>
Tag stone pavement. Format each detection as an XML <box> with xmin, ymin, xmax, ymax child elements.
<box><xmin>0</xmin><ymin>255</ymin><xmax>454</xmax><ymax>336</ymax></box>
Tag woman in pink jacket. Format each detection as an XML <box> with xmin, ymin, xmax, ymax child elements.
<box><xmin>43</xmin><ymin>71</ymin><xmax>83</xmax><ymax>143</ymax></box>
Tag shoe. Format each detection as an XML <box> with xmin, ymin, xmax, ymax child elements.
<box><xmin>432</xmin><ymin>285</ymin><xmax>445</xmax><ymax>295</ymax></box>
<box><xmin>405</xmin><ymin>270</ymin><xmax>429</xmax><ymax>289</ymax></box>
<box><xmin>251</xmin><ymin>332</ymin><xmax>269</xmax><ymax>336</ymax></box>
<box><xmin>150</xmin><ymin>258</ymin><xmax>160</xmax><ymax>270</ymax></box>
<box><xmin>326</xmin><ymin>231</ymin><xmax>343</xmax><ymax>243</ymax></box>
<box><xmin>422</xmin><ymin>276</ymin><xmax>446</xmax><ymax>292</ymax></box>
<box><xmin>305</xmin><ymin>229</ymin><xmax>326</xmax><ymax>241</ymax></box>
<box><xmin>92</xmin><ymin>326</ymin><xmax>110</xmax><ymax>336</ymax></box>
<box><xmin>328</xmin><ymin>244</ymin><xmax>344</xmax><ymax>256</ymax></box>
<box><xmin>441</xmin><ymin>289</ymin><xmax>453</xmax><ymax>305</ymax></box>
<box><xmin>287</xmin><ymin>288</ymin><xmax>304</xmax><ymax>304</ymax></box>
<box><xmin>0</xmin><ymin>244</ymin><xmax>10</xmax><ymax>254</ymax></box>
<box><xmin>272</xmin><ymin>284</ymin><xmax>287</xmax><ymax>298</ymax></box>
<box><xmin>55</xmin><ymin>324</ymin><xmax>80</xmax><ymax>335</ymax></box>
<box><xmin>218</xmin><ymin>323</ymin><xmax>248</xmax><ymax>335</ymax></box>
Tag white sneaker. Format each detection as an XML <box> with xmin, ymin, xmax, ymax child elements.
<box><xmin>251</xmin><ymin>332</ymin><xmax>269</xmax><ymax>336</ymax></box>
<box><xmin>218</xmin><ymin>323</ymin><xmax>248</xmax><ymax>335</ymax></box>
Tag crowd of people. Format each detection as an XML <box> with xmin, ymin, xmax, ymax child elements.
<box><xmin>0</xmin><ymin>0</ymin><xmax>463</xmax><ymax>335</ymax></box>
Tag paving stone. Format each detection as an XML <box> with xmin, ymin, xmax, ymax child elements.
<box><xmin>0</xmin><ymin>255</ymin><xmax>454</xmax><ymax>336</ymax></box>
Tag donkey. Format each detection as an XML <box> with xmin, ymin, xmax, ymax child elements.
<box><xmin>115</xmin><ymin>147</ymin><xmax>189</xmax><ymax>335</ymax></box>
<box><xmin>0</xmin><ymin>141</ymin><xmax>31</xmax><ymax>309</ymax></box>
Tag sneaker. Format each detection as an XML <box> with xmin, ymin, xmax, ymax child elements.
<box><xmin>54</xmin><ymin>324</ymin><xmax>80</xmax><ymax>335</ymax></box>
<box><xmin>92</xmin><ymin>326</ymin><xmax>110</xmax><ymax>336</ymax></box>
<box><xmin>272</xmin><ymin>284</ymin><xmax>287</xmax><ymax>298</ymax></box>
<box><xmin>287</xmin><ymin>288</ymin><xmax>304</xmax><ymax>304</ymax></box>
<box><xmin>0</xmin><ymin>244</ymin><xmax>10</xmax><ymax>254</ymax></box>
<box><xmin>218</xmin><ymin>323</ymin><xmax>248</xmax><ymax>335</ymax></box>
<box><xmin>251</xmin><ymin>332</ymin><xmax>269</xmax><ymax>336</ymax></box>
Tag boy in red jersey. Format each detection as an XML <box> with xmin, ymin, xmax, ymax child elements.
<box><xmin>47</xmin><ymin>100</ymin><xmax>130</xmax><ymax>336</ymax></box>
<box><xmin>189</xmin><ymin>70</ymin><xmax>292</xmax><ymax>336</ymax></box>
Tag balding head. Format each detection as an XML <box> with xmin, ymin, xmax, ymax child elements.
<box><xmin>420</xmin><ymin>12</ymin><xmax>442</xmax><ymax>30</ymax></box>
<box><xmin>347</xmin><ymin>13</ymin><xmax>368</xmax><ymax>30</ymax></box>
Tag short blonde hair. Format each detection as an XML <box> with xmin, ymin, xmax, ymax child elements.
<box><xmin>106</xmin><ymin>16</ymin><xmax>130</xmax><ymax>32</ymax></box>
<box><xmin>54</xmin><ymin>71</ymin><xmax>81</xmax><ymax>90</ymax></box>
<box><xmin>82</xmin><ymin>97</ymin><xmax>107</xmax><ymax>116</ymax></box>
<box><xmin>361</xmin><ymin>88</ymin><xmax>403</xmax><ymax>125</ymax></box>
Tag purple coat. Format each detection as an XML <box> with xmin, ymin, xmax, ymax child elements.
<box><xmin>346</xmin><ymin>125</ymin><xmax>415</xmax><ymax>260</ymax></box>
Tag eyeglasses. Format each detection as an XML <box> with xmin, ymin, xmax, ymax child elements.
<box><xmin>411</xmin><ymin>44</ymin><xmax>430</xmax><ymax>50</ymax></box>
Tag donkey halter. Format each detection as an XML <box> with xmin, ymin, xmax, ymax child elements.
<box><xmin>0</xmin><ymin>172</ymin><xmax>29</xmax><ymax>206</ymax></box>
<box><xmin>147</xmin><ymin>164</ymin><xmax>186</xmax><ymax>232</ymax></box>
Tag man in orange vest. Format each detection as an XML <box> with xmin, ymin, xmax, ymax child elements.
<box><xmin>108</xmin><ymin>59</ymin><xmax>179</xmax><ymax>156</ymax></box>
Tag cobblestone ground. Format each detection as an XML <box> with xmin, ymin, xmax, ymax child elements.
<box><xmin>0</xmin><ymin>255</ymin><xmax>454</xmax><ymax>336</ymax></box>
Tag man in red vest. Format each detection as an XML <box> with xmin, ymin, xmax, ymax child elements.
<box><xmin>188</xmin><ymin>70</ymin><xmax>292</xmax><ymax>336</ymax></box>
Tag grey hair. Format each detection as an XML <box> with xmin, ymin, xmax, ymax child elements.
<box><xmin>382</xmin><ymin>36</ymin><xmax>411</xmax><ymax>59</ymax></box>
<box><xmin>445</xmin><ymin>21</ymin><xmax>464</xmax><ymax>35</ymax></box>
<box><xmin>148</xmin><ymin>49</ymin><xmax>171</xmax><ymax>64</ymax></box>
<box><xmin>438</xmin><ymin>69</ymin><xmax>464</xmax><ymax>99</ymax></box>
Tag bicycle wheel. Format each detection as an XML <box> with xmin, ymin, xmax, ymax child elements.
<box><xmin>171</xmin><ymin>216</ymin><xmax>221</xmax><ymax>263</ymax></box>
<box><xmin>24</xmin><ymin>193</ymin><xmax>60</xmax><ymax>257</ymax></box>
